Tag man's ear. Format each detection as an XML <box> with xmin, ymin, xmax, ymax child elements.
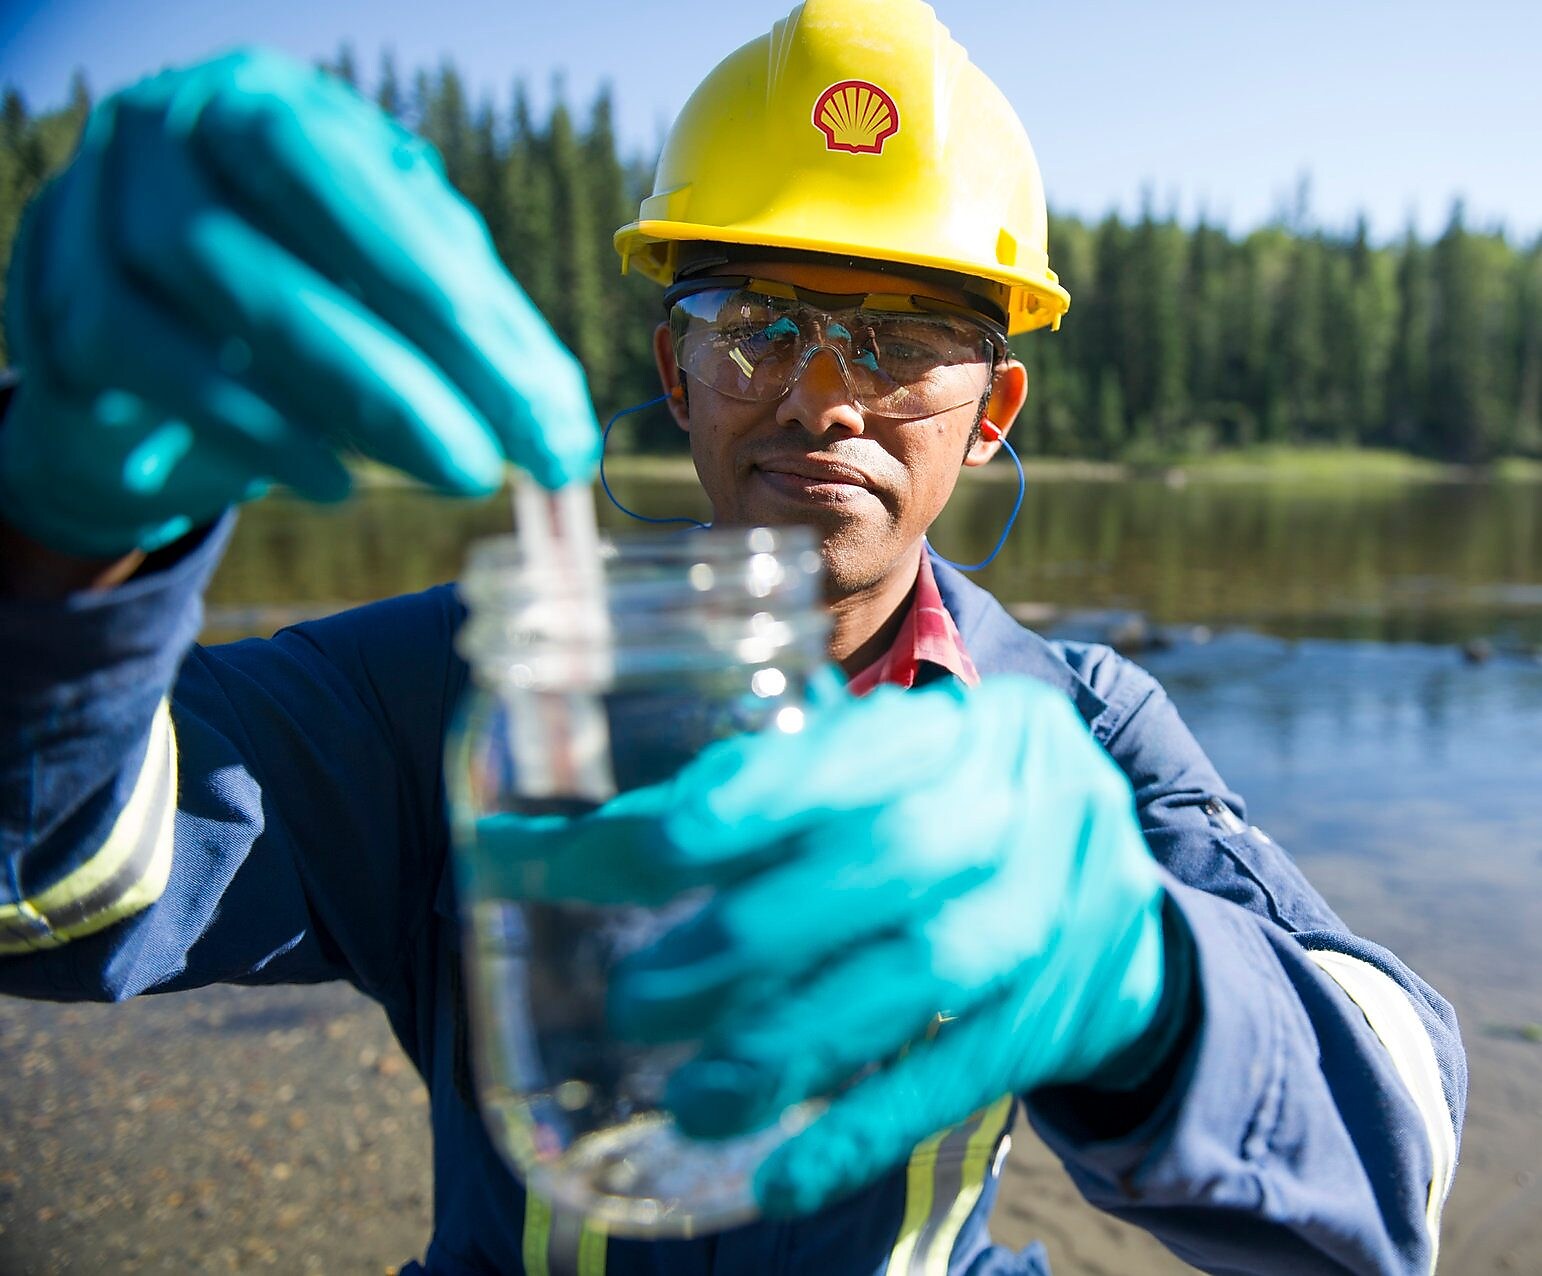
<box><xmin>963</xmin><ymin>358</ymin><xmax>1027</xmax><ymax>468</ymax></box>
<box><xmin>652</xmin><ymin>323</ymin><xmax>691</xmax><ymax>432</ymax></box>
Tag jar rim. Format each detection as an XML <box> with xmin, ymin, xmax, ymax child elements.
<box><xmin>463</xmin><ymin>525</ymin><xmax>822</xmax><ymax>574</ymax></box>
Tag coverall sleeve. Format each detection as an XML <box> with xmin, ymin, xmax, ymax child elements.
<box><xmin>0</xmin><ymin>516</ymin><xmax>463</xmax><ymax>1007</ymax></box>
<box><xmin>1027</xmin><ymin>643</ymin><xmax>1466</xmax><ymax>1276</ymax></box>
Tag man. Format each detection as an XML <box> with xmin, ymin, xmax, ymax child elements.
<box><xmin>0</xmin><ymin>3</ymin><xmax>1463</xmax><ymax>1274</ymax></box>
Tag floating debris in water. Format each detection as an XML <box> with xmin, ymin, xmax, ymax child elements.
<box><xmin>1462</xmin><ymin>638</ymin><xmax>1494</xmax><ymax>665</ymax></box>
<box><xmin>1105</xmin><ymin>614</ymin><xmax>1175</xmax><ymax>656</ymax></box>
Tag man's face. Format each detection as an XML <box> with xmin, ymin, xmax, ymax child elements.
<box><xmin>652</xmin><ymin>259</ymin><xmax>1026</xmax><ymax>598</ymax></box>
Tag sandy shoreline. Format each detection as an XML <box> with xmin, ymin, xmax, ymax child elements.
<box><xmin>1</xmin><ymin>956</ymin><xmax>1535</xmax><ymax>1274</ymax></box>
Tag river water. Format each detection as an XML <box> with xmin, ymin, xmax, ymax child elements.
<box><xmin>3</xmin><ymin>469</ymin><xmax>1539</xmax><ymax>1273</ymax></box>
<box><xmin>207</xmin><ymin>468</ymin><xmax>1542</xmax><ymax>650</ymax></box>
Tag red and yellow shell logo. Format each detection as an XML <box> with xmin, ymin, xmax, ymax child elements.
<box><xmin>812</xmin><ymin>80</ymin><xmax>900</xmax><ymax>155</ymax></box>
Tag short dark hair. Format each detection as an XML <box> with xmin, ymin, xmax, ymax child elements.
<box><xmin>965</xmin><ymin>380</ymin><xmax>994</xmax><ymax>455</ymax></box>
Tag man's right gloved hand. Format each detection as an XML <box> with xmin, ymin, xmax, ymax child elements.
<box><xmin>0</xmin><ymin>48</ymin><xmax>600</xmax><ymax>558</ymax></box>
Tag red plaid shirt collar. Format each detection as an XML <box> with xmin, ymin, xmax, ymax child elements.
<box><xmin>846</xmin><ymin>549</ymin><xmax>980</xmax><ymax>696</ymax></box>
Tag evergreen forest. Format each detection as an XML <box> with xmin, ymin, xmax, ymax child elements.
<box><xmin>3</xmin><ymin>53</ymin><xmax>1540</xmax><ymax>464</ymax></box>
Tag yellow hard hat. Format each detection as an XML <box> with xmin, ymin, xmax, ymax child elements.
<box><xmin>614</xmin><ymin>0</ymin><xmax>1069</xmax><ymax>336</ymax></box>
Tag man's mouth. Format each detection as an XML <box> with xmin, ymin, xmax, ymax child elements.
<box><xmin>753</xmin><ymin>455</ymin><xmax>877</xmax><ymax>501</ymax></box>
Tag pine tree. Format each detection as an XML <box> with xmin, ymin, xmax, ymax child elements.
<box><xmin>546</xmin><ymin>88</ymin><xmax>608</xmax><ymax>402</ymax></box>
<box><xmin>334</xmin><ymin>44</ymin><xmax>358</xmax><ymax>89</ymax></box>
<box><xmin>1084</xmin><ymin>214</ymin><xmax>1131</xmax><ymax>455</ymax></box>
<box><xmin>1513</xmin><ymin>241</ymin><xmax>1542</xmax><ymax>456</ymax></box>
<box><xmin>1428</xmin><ymin>202</ymin><xmax>1506</xmax><ymax>460</ymax></box>
<box><xmin>1122</xmin><ymin>197</ymin><xmax>1187</xmax><ymax>450</ymax></box>
<box><xmin>1232</xmin><ymin>229</ymin><xmax>1291</xmax><ymax>445</ymax></box>
<box><xmin>66</xmin><ymin>70</ymin><xmax>90</xmax><ymax>123</ymax></box>
<box><xmin>1185</xmin><ymin>216</ymin><xmax>1230</xmax><ymax>441</ymax></box>
<box><xmin>1277</xmin><ymin>232</ymin><xmax>1330</xmax><ymax>440</ymax></box>
<box><xmin>1032</xmin><ymin>212</ymin><xmax>1093</xmax><ymax>455</ymax></box>
<box><xmin>583</xmin><ymin>88</ymin><xmax>629</xmax><ymax>250</ymax></box>
<box><xmin>0</xmin><ymin>80</ymin><xmax>89</xmax><ymax>363</ymax></box>
<box><xmin>34</xmin><ymin>72</ymin><xmax>89</xmax><ymax>174</ymax></box>
<box><xmin>409</xmin><ymin>69</ymin><xmax>432</xmax><ymax>136</ymax></box>
<box><xmin>424</xmin><ymin>63</ymin><xmax>472</xmax><ymax>196</ymax></box>
<box><xmin>0</xmin><ymin>93</ymin><xmax>27</xmax><ymax>366</ymax></box>
<box><xmin>1387</xmin><ymin>228</ymin><xmax>1432</xmax><ymax>451</ymax></box>
<box><xmin>1339</xmin><ymin>216</ymin><xmax>1396</xmax><ymax>444</ymax></box>
<box><xmin>468</xmin><ymin>101</ymin><xmax>502</xmax><ymax>240</ymax></box>
<box><xmin>2</xmin><ymin>89</ymin><xmax>42</xmax><ymax>185</ymax></box>
<box><xmin>585</xmin><ymin>85</ymin><xmax>660</xmax><ymax>418</ymax></box>
<box><xmin>1096</xmin><ymin>368</ymin><xmax>1127</xmax><ymax>456</ymax></box>
<box><xmin>500</xmin><ymin>84</ymin><xmax>559</xmax><ymax>313</ymax></box>
<box><xmin>377</xmin><ymin>51</ymin><xmax>403</xmax><ymax>120</ymax></box>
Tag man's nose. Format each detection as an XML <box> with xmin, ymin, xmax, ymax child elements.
<box><xmin>775</xmin><ymin>347</ymin><xmax>867</xmax><ymax>437</ymax></box>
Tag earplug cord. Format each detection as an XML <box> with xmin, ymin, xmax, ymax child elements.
<box><xmin>597</xmin><ymin>394</ymin><xmax>711</xmax><ymax>529</ymax></box>
<box><xmin>926</xmin><ymin>426</ymin><xmax>1026</xmax><ymax>572</ymax></box>
<box><xmin>596</xmin><ymin>397</ymin><xmax>1023</xmax><ymax>567</ymax></box>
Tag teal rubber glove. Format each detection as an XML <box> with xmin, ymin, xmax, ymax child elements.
<box><xmin>0</xmin><ymin>48</ymin><xmax>599</xmax><ymax>557</ymax></box>
<box><xmin>487</xmin><ymin>675</ymin><xmax>1188</xmax><ymax>1217</ymax></box>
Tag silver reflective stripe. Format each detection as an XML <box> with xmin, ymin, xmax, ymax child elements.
<box><xmin>523</xmin><ymin>1194</ymin><xmax>607</xmax><ymax>1276</ymax></box>
<box><xmin>1308</xmin><ymin>950</ymin><xmax>1457</xmax><ymax>1275</ymax></box>
<box><xmin>547</xmin><ymin>1209</ymin><xmax>585</xmax><ymax>1275</ymax></box>
<box><xmin>0</xmin><ymin>699</ymin><xmax>177</xmax><ymax>955</ymax></box>
<box><xmin>903</xmin><ymin>1118</ymin><xmax>978</xmax><ymax>1268</ymax></box>
<box><xmin>886</xmin><ymin>1095</ymin><xmax>1015</xmax><ymax>1276</ymax></box>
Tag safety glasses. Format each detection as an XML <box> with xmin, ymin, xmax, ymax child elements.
<box><xmin>666</xmin><ymin>277</ymin><xmax>1008</xmax><ymax>419</ymax></box>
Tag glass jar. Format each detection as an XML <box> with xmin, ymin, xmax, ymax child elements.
<box><xmin>446</xmin><ymin>526</ymin><xmax>829</xmax><ymax>1236</ymax></box>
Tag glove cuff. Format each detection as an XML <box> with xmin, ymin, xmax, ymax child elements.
<box><xmin>1085</xmin><ymin>891</ymin><xmax>1199</xmax><ymax>1093</ymax></box>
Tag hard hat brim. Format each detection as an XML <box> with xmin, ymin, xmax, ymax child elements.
<box><xmin>616</xmin><ymin>219</ymin><xmax>1069</xmax><ymax>337</ymax></box>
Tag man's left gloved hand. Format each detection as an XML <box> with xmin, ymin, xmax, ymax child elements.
<box><xmin>484</xmin><ymin>674</ymin><xmax>1194</xmax><ymax>1217</ymax></box>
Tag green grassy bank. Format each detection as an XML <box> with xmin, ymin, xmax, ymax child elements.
<box><xmin>349</xmin><ymin>446</ymin><xmax>1542</xmax><ymax>490</ymax></box>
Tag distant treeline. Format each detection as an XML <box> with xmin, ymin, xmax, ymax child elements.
<box><xmin>3</xmin><ymin>51</ymin><xmax>1540</xmax><ymax>463</ymax></box>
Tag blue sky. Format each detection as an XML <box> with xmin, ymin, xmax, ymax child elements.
<box><xmin>3</xmin><ymin>0</ymin><xmax>1539</xmax><ymax>241</ymax></box>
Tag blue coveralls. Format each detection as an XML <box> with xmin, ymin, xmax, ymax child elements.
<box><xmin>0</xmin><ymin>520</ymin><xmax>1466</xmax><ymax>1275</ymax></box>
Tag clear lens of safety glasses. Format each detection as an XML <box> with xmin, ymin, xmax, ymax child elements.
<box><xmin>670</xmin><ymin>287</ymin><xmax>999</xmax><ymax>418</ymax></box>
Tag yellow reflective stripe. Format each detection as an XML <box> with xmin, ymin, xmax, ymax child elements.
<box><xmin>0</xmin><ymin>700</ymin><xmax>177</xmax><ymax>955</ymax></box>
<box><xmin>918</xmin><ymin>1096</ymin><xmax>1014</xmax><ymax>1276</ymax></box>
<box><xmin>884</xmin><ymin>1128</ymin><xmax>948</xmax><ymax>1275</ymax></box>
<box><xmin>1308</xmin><ymin>950</ymin><xmax>1457</xmax><ymax>1276</ymax></box>
<box><xmin>522</xmin><ymin>1192</ymin><xmax>554</xmax><ymax>1276</ymax></box>
<box><xmin>576</xmin><ymin>1218</ymin><xmax>608</xmax><ymax>1276</ymax></box>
